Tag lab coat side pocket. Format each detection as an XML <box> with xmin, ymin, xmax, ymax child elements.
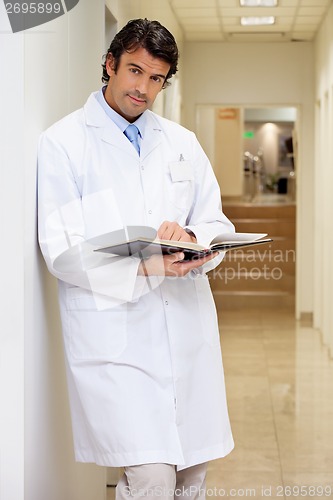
<box><xmin>66</xmin><ymin>288</ymin><xmax>127</xmax><ymax>361</ymax></box>
<box><xmin>194</xmin><ymin>276</ymin><xmax>220</xmax><ymax>347</ymax></box>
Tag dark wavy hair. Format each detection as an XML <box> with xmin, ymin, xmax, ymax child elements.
<box><xmin>102</xmin><ymin>18</ymin><xmax>179</xmax><ymax>89</ymax></box>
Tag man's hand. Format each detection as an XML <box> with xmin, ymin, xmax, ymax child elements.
<box><xmin>157</xmin><ymin>221</ymin><xmax>197</xmax><ymax>243</ymax></box>
<box><xmin>137</xmin><ymin>220</ymin><xmax>216</xmax><ymax>277</ymax></box>
<box><xmin>137</xmin><ymin>251</ymin><xmax>217</xmax><ymax>277</ymax></box>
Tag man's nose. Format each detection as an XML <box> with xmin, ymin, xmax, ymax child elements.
<box><xmin>135</xmin><ymin>75</ymin><xmax>149</xmax><ymax>95</ymax></box>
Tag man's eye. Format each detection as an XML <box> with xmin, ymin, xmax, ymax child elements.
<box><xmin>151</xmin><ymin>76</ymin><xmax>161</xmax><ymax>83</ymax></box>
<box><xmin>130</xmin><ymin>68</ymin><xmax>140</xmax><ymax>74</ymax></box>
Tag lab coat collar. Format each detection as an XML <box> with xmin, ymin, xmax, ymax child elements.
<box><xmin>83</xmin><ymin>92</ymin><xmax>162</xmax><ymax>160</ymax></box>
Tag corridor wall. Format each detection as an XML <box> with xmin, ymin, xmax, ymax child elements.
<box><xmin>314</xmin><ymin>1</ymin><xmax>333</xmax><ymax>357</ymax></box>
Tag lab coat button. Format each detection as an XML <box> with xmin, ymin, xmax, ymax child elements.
<box><xmin>148</xmin><ymin>210</ymin><xmax>152</xmax><ymax>214</ymax></box>
<box><xmin>165</xmin><ymin>300</ymin><xmax>168</xmax><ymax>305</ymax></box>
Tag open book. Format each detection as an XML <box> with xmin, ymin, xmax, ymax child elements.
<box><xmin>94</xmin><ymin>232</ymin><xmax>272</xmax><ymax>261</ymax></box>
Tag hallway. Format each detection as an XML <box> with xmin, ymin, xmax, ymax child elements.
<box><xmin>108</xmin><ymin>308</ymin><xmax>333</xmax><ymax>499</ymax></box>
<box><xmin>208</xmin><ymin>307</ymin><xmax>333</xmax><ymax>499</ymax></box>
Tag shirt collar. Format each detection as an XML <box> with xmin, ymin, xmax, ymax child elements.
<box><xmin>95</xmin><ymin>86</ymin><xmax>145</xmax><ymax>138</ymax></box>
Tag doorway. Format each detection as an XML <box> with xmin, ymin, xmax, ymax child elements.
<box><xmin>196</xmin><ymin>105</ymin><xmax>298</xmax><ymax>310</ymax></box>
<box><xmin>196</xmin><ymin>105</ymin><xmax>297</xmax><ymax>201</ymax></box>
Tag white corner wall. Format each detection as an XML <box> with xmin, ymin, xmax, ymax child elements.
<box><xmin>314</xmin><ymin>2</ymin><xmax>333</xmax><ymax>356</ymax></box>
<box><xmin>0</xmin><ymin>0</ymin><xmax>184</xmax><ymax>498</ymax></box>
<box><xmin>0</xmin><ymin>20</ymin><xmax>25</xmax><ymax>500</ymax></box>
<box><xmin>1</xmin><ymin>0</ymin><xmax>106</xmax><ymax>498</ymax></box>
<box><xmin>182</xmin><ymin>41</ymin><xmax>315</xmax><ymax>316</ymax></box>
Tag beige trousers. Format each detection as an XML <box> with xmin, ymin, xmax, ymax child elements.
<box><xmin>116</xmin><ymin>463</ymin><xmax>207</xmax><ymax>500</ymax></box>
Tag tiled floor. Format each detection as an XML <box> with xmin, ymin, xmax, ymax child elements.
<box><xmin>107</xmin><ymin>308</ymin><xmax>333</xmax><ymax>499</ymax></box>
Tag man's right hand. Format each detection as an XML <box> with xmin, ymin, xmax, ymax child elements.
<box><xmin>137</xmin><ymin>251</ymin><xmax>217</xmax><ymax>277</ymax></box>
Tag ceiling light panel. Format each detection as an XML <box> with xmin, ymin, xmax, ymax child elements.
<box><xmin>241</xmin><ymin>16</ymin><xmax>275</xmax><ymax>25</ymax></box>
<box><xmin>222</xmin><ymin>8</ymin><xmax>296</xmax><ymax>16</ymax></box>
<box><xmin>240</xmin><ymin>0</ymin><xmax>277</xmax><ymax>6</ymax></box>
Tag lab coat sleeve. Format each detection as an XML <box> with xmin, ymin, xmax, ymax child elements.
<box><xmin>37</xmin><ymin>130</ymin><xmax>147</xmax><ymax>305</ymax></box>
<box><xmin>184</xmin><ymin>132</ymin><xmax>235</xmax><ymax>273</ymax></box>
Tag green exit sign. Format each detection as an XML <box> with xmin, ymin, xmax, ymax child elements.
<box><xmin>243</xmin><ymin>131</ymin><xmax>255</xmax><ymax>138</ymax></box>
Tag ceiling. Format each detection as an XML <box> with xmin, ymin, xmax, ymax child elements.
<box><xmin>167</xmin><ymin>0</ymin><xmax>332</xmax><ymax>42</ymax></box>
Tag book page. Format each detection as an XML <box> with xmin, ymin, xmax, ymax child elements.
<box><xmin>210</xmin><ymin>232</ymin><xmax>267</xmax><ymax>245</ymax></box>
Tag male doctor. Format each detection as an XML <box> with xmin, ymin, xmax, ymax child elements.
<box><xmin>38</xmin><ymin>18</ymin><xmax>235</xmax><ymax>499</ymax></box>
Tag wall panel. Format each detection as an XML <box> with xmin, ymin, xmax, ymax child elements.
<box><xmin>314</xmin><ymin>1</ymin><xmax>333</xmax><ymax>356</ymax></box>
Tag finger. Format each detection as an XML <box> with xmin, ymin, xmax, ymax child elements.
<box><xmin>161</xmin><ymin>223</ymin><xmax>178</xmax><ymax>241</ymax></box>
<box><xmin>164</xmin><ymin>252</ymin><xmax>185</xmax><ymax>263</ymax></box>
<box><xmin>164</xmin><ymin>224</ymin><xmax>189</xmax><ymax>242</ymax></box>
<box><xmin>157</xmin><ymin>220</ymin><xmax>178</xmax><ymax>240</ymax></box>
<box><xmin>170</xmin><ymin>227</ymin><xmax>184</xmax><ymax>241</ymax></box>
<box><xmin>195</xmin><ymin>251</ymin><xmax>218</xmax><ymax>263</ymax></box>
<box><xmin>164</xmin><ymin>251</ymin><xmax>217</xmax><ymax>277</ymax></box>
<box><xmin>158</xmin><ymin>221</ymin><xmax>182</xmax><ymax>241</ymax></box>
<box><xmin>163</xmin><ymin>252</ymin><xmax>186</xmax><ymax>277</ymax></box>
<box><xmin>178</xmin><ymin>230</ymin><xmax>195</xmax><ymax>243</ymax></box>
<box><xmin>157</xmin><ymin>220</ymin><xmax>170</xmax><ymax>239</ymax></box>
<box><xmin>179</xmin><ymin>251</ymin><xmax>218</xmax><ymax>271</ymax></box>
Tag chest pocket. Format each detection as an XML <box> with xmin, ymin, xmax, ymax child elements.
<box><xmin>167</xmin><ymin>160</ymin><xmax>194</xmax><ymax>211</ymax></box>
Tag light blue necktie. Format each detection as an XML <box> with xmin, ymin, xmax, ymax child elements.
<box><xmin>124</xmin><ymin>124</ymin><xmax>140</xmax><ymax>155</ymax></box>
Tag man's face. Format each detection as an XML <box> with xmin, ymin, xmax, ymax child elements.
<box><xmin>104</xmin><ymin>47</ymin><xmax>171</xmax><ymax>122</ymax></box>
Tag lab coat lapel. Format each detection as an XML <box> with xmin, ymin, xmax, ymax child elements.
<box><xmin>83</xmin><ymin>94</ymin><xmax>163</xmax><ymax>159</ymax></box>
<box><xmin>101</xmin><ymin>126</ymin><xmax>138</xmax><ymax>158</ymax></box>
<box><xmin>140</xmin><ymin>112</ymin><xmax>162</xmax><ymax>160</ymax></box>
<box><xmin>83</xmin><ymin>92</ymin><xmax>139</xmax><ymax>158</ymax></box>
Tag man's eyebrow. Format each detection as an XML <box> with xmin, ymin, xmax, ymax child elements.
<box><xmin>127</xmin><ymin>62</ymin><xmax>167</xmax><ymax>80</ymax></box>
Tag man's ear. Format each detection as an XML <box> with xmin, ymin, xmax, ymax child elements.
<box><xmin>105</xmin><ymin>53</ymin><xmax>115</xmax><ymax>76</ymax></box>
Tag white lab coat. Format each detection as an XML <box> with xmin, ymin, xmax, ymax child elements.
<box><xmin>37</xmin><ymin>91</ymin><xmax>235</xmax><ymax>470</ymax></box>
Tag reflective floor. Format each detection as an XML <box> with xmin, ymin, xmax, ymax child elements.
<box><xmin>108</xmin><ymin>308</ymin><xmax>333</xmax><ymax>499</ymax></box>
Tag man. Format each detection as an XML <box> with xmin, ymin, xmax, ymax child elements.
<box><xmin>38</xmin><ymin>18</ymin><xmax>234</xmax><ymax>499</ymax></box>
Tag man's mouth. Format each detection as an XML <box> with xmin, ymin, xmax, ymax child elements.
<box><xmin>128</xmin><ymin>95</ymin><xmax>146</xmax><ymax>104</ymax></box>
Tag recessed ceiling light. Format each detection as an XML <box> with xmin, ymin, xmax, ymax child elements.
<box><xmin>240</xmin><ymin>0</ymin><xmax>278</xmax><ymax>6</ymax></box>
<box><xmin>241</xmin><ymin>16</ymin><xmax>275</xmax><ymax>26</ymax></box>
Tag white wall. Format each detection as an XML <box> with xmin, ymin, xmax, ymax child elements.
<box><xmin>0</xmin><ymin>22</ymin><xmax>25</xmax><ymax>500</ymax></box>
<box><xmin>0</xmin><ymin>0</ymin><xmax>106</xmax><ymax>498</ymax></box>
<box><xmin>182</xmin><ymin>41</ymin><xmax>315</xmax><ymax>316</ymax></box>
<box><xmin>115</xmin><ymin>0</ymin><xmax>183</xmax><ymax>47</ymax></box>
<box><xmin>0</xmin><ymin>0</ymin><xmax>183</xmax><ymax>498</ymax></box>
<box><xmin>314</xmin><ymin>2</ymin><xmax>333</xmax><ymax>356</ymax></box>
